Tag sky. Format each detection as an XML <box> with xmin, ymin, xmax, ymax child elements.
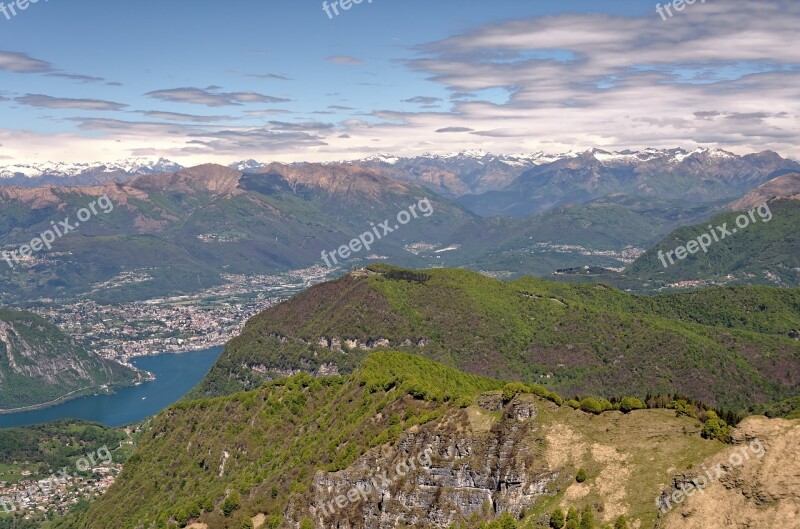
<box><xmin>0</xmin><ymin>0</ymin><xmax>798</xmax><ymax>165</ymax></box>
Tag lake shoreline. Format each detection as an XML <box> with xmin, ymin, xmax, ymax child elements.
<box><xmin>0</xmin><ymin>346</ymin><xmax>223</xmax><ymax>428</ymax></box>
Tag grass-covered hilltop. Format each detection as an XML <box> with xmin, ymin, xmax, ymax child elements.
<box><xmin>192</xmin><ymin>264</ymin><xmax>800</xmax><ymax>414</ymax></box>
<box><xmin>49</xmin><ymin>352</ymin><xmax>800</xmax><ymax>529</ymax></box>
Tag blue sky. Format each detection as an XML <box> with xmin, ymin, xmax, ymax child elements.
<box><xmin>0</xmin><ymin>0</ymin><xmax>798</xmax><ymax>164</ymax></box>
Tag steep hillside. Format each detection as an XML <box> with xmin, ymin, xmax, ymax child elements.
<box><xmin>625</xmin><ymin>198</ymin><xmax>800</xmax><ymax>287</ymax></box>
<box><xmin>727</xmin><ymin>172</ymin><xmax>800</xmax><ymax>211</ymax></box>
<box><xmin>453</xmin><ymin>197</ymin><xmax>721</xmax><ymax>277</ymax></box>
<box><xmin>0</xmin><ymin>164</ymin><xmax>477</xmax><ymax>304</ymax></box>
<box><xmin>49</xmin><ymin>352</ymin><xmax>800</xmax><ymax>529</ymax></box>
<box><xmin>0</xmin><ymin>309</ymin><xmax>141</xmax><ymax>410</ymax></box>
<box><xmin>191</xmin><ymin>266</ymin><xmax>800</xmax><ymax>411</ymax></box>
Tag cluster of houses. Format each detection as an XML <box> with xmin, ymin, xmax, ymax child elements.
<box><xmin>0</xmin><ymin>457</ymin><xmax>121</xmax><ymax>519</ymax></box>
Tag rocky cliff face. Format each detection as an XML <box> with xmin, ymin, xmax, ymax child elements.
<box><xmin>0</xmin><ymin>318</ymin><xmax>93</xmax><ymax>383</ymax></box>
<box><xmin>280</xmin><ymin>395</ymin><xmax>800</xmax><ymax>529</ymax></box>
<box><xmin>285</xmin><ymin>395</ymin><xmax>552</xmax><ymax>529</ymax></box>
<box><xmin>0</xmin><ymin>309</ymin><xmax>139</xmax><ymax>410</ymax></box>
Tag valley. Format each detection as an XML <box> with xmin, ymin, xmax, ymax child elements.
<box><xmin>3</xmin><ymin>2</ymin><xmax>800</xmax><ymax>527</ymax></box>
<box><xmin>27</xmin><ymin>265</ymin><xmax>334</xmax><ymax>360</ymax></box>
<box><xmin>0</xmin><ymin>157</ymin><xmax>797</xmax><ymax>527</ymax></box>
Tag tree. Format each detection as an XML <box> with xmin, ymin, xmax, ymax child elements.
<box><xmin>580</xmin><ymin>508</ymin><xmax>595</xmax><ymax>529</ymax></box>
<box><xmin>566</xmin><ymin>507</ymin><xmax>579</xmax><ymax>525</ymax></box>
<box><xmin>222</xmin><ymin>490</ymin><xmax>241</xmax><ymax>516</ymax></box>
<box><xmin>576</xmin><ymin>468</ymin><xmax>588</xmax><ymax>483</ymax></box>
<box><xmin>619</xmin><ymin>397</ymin><xmax>645</xmax><ymax>413</ymax></box>
<box><xmin>701</xmin><ymin>411</ymin><xmax>733</xmax><ymax>443</ymax></box>
<box><xmin>498</xmin><ymin>512</ymin><xmax>517</xmax><ymax>529</ymax></box>
<box><xmin>174</xmin><ymin>508</ymin><xmax>188</xmax><ymax>527</ymax></box>
<box><xmin>550</xmin><ymin>508</ymin><xmax>566</xmax><ymax>528</ymax></box>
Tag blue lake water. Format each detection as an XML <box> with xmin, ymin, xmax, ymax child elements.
<box><xmin>0</xmin><ymin>346</ymin><xmax>223</xmax><ymax>429</ymax></box>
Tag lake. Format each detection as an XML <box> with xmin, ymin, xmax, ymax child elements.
<box><xmin>0</xmin><ymin>346</ymin><xmax>223</xmax><ymax>429</ymax></box>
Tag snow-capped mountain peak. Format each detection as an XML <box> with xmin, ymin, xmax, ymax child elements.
<box><xmin>363</xmin><ymin>153</ymin><xmax>401</xmax><ymax>165</ymax></box>
<box><xmin>228</xmin><ymin>159</ymin><xmax>269</xmax><ymax>172</ymax></box>
<box><xmin>0</xmin><ymin>158</ymin><xmax>182</xmax><ymax>179</ymax></box>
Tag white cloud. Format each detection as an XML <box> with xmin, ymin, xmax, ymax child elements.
<box><xmin>145</xmin><ymin>87</ymin><xmax>290</xmax><ymax>107</ymax></box>
<box><xmin>2</xmin><ymin>0</ymin><xmax>799</xmax><ymax>163</ymax></box>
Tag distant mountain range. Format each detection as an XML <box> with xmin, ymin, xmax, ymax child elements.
<box><xmin>457</xmin><ymin>148</ymin><xmax>800</xmax><ymax>216</ymax></box>
<box><xmin>0</xmin><ymin>158</ymin><xmax>182</xmax><ymax>187</ymax></box>
<box><xmin>1</xmin><ymin>156</ymin><xmax>799</xmax><ymax>305</ymax></box>
<box><xmin>5</xmin><ymin>148</ymin><xmax>798</xmax><ymax>219</ymax></box>
<box><xmin>0</xmin><ymin>163</ymin><xmax>477</xmax><ymax>303</ymax></box>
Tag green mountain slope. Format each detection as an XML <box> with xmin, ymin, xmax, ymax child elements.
<box><xmin>191</xmin><ymin>265</ymin><xmax>800</xmax><ymax>411</ymax></box>
<box><xmin>50</xmin><ymin>352</ymin><xmax>737</xmax><ymax>529</ymax></box>
<box><xmin>0</xmin><ymin>309</ymin><xmax>140</xmax><ymax>410</ymax></box>
<box><xmin>624</xmin><ymin>198</ymin><xmax>800</xmax><ymax>287</ymax></box>
<box><xmin>452</xmin><ymin>197</ymin><xmax>720</xmax><ymax>277</ymax></box>
<box><xmin>0</xmin><ymin>164</ymin><xmax>477</xmax><ymax>304</ymax></box>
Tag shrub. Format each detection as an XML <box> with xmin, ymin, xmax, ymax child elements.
<box><xmin>614</xmin><ymin>516</ymin><xmax>629</xmax><ymax>529</ymax></box>
<box><xmin>671</xmin><ymin>399</ymin><xmax>696</xmax><ymax>418</ymax></box>
<box><xmin>455</xmin><ymin>395</ymin><xmax>473</xmax><ymax>408</ymax></box>
<box><xmin>576</xmin><ymin>468</ymin><xmax>588</xmax><ymax>483</ymax></box>
<box><xmin>580</xmin><ymin>397</ymin><xmax>605</xmax><ymax>414</ymax></box>
<box><xmin>619</xmin><ymin>397</ymin><xmax>645</xmax><ymax>413</ymax></box>
<box><xmin>550</xmin><ymin>508</ymin><xmax>566</xmax><ymax>528</ymax></box>
<box><xmin>265</xmin><ymin>515</ymin><xmax>282</xmax><ymax>529</ymax></box>
<box><xmin>567</xmin><ymin>399</ymin><xmax>581</xmax><ymax>409</ymax></box>
<box><xmin>174</xmin><ymin>509</ymin><xmax>188</xmax><ymax>527</ymax></box>
<box><xmin>502</xmin><ymin>382</ymin><xmax>529</xmax><ymax>402</ymax></box>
